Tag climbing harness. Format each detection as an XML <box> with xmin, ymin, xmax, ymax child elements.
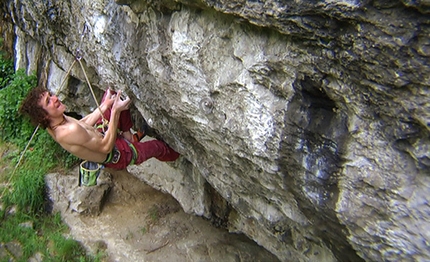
<box><xmin>103</xmin><ymin>146</ymin><xmax>121</xmax><ymax>164</ymax></box>
<box><xmin>125</xmin><ymin>139</ymin><xmax>138</xmax><ymax>166</ymax></box>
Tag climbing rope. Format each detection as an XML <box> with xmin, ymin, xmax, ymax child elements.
<box><xmin>0</xmin><ymin>124</ymin><xmax>41</xmax><ymax>199</ymax></box>
<box><xmin>77</xmin><ymin>58</ymin><xmax>108</xmax><ymax>131</ymax></box>
<box><xmin>2</xmin><ymin>23</ymin><xmax>109</xmax><ymax>196</ymax></box>
<box><xmin>76</xmin><ymin>24</ymin><xmax>105</xmax><ymax>118</ymax></box>
<box><xmin>74</xmin><ymin>23</ymin><xmax>108</xmax><ymax>131</ymax></box>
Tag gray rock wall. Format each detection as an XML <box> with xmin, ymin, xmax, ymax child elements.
<box><xmin>4</xmin><ymin>0</ymin><xmax>430</xmax><ymax>261</ymax></box>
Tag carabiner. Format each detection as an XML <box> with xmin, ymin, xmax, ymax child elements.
<box><xmin>75</xmin><ymin>23</ymin><xmax>88</xmax><ymax>60</ymax></box>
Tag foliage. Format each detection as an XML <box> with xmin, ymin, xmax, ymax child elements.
<box><xmin>0</xmin><ymin>211</ymin><xmax>93</xmax><ymax>261</ymax></box>
<box><xmin>148</xmin><ymin>205</ymin><xmax>160</xmax><ymax>222</ymax></box>
<box><xmin>0</xmin><ymin>39</ymin><xmax>14</xmax><ymax>89</ymax></box>
<box><xmin>0</xmin><ymin>139</ymin><xmax>91</xmax><ymax>261</ymax></box>
<box><xmin>0</xmin><ymin>54</ymin><xmax>91</xmax><ymax>261</ymax></box>
<box><xmin>0</xmin><ymin>68</ymin><xmax>37</xmax><ymax>146</ymax></box>
<box><xmin>0</xmin><ymin>65</ymin><xmax>79</xmax><ymax>212</ymax></box>
<box><xmin>5</xmin><ymin>131</ymin><xmax>79</xmax><ymax>213</ymax></box>
<box><xmin>0</xmin><ymin>56</ymin><xmax>14</xmax><ymax>89</ymax></box>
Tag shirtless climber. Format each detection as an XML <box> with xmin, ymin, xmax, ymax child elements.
<box><xmin>20</xmin><ymin>86</ymin><xmax>179</xmax><ymax>170</ymax></box>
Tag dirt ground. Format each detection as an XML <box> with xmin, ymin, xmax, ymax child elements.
<box><xmin>59</xmin><ymin>168</ymin><xmax>279</xmax><ymax>262</ymax></box>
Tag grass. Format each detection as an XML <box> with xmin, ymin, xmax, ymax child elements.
<box><xmin>0</xmin><ymin>53</ymin><xmax>104</xmax><ymax>261</ymax></box>
<box><xmin>147</xmin><ymin>205</ymin><xmax>160</xmax><ymax>223</ymax></box>
<box><xmin>140</xmin><ymin>226</ymin><xmax>147</xmax><ymax>235</ymax></box>
<box><xmin>0</xmin><ymin>140</ymin><xmax>102</xmax><ymax>262</ymax></box>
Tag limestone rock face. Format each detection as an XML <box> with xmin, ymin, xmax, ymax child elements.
<box><xmin>3</xmin><ymin>0</ymin><xmax>430</xmax><ymax>261</ymax></box>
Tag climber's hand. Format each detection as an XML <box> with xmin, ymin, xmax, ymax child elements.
<box><xmin>112</xmin><ymin>90</ymin><xmax>131</xmax><ymax>112</ymax></box>
<box><xmin>103</xmin><ymin>89</ymin><xmax>116</xmax><ymax>108</ymax></box>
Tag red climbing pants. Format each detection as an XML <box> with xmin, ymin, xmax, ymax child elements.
<box><xmin>104</xmin><ymin>138</ymin><xmax>180</xmax><ymax>169</ymax></box>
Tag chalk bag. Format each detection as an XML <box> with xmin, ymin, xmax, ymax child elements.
<box><xmin>79</xmin><ymin>161</ymin><xmax>101</xmax><ymax>186</ymax></box>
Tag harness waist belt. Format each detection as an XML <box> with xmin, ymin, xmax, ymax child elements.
<box><xmin>103</xmin><ymin>146</ymin><xmax>120</xmax><ymax>164</ymax></box>
<box><xmin>103</xmin><ymin>140</ymin><xmax>138</xmax><ymax>166</ymax></box>
<box><xmin>125</xmin><ymin>140</ymin><xmax>138</xmax><ymax>166</ymax></box>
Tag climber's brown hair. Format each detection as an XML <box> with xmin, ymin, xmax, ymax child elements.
<box><xmin>20</xmin><ymin>86</ymin><xmax>51</xmax><ymax>129</ymax></box>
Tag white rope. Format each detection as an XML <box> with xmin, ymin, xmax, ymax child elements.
<box><xmin>77</xmin><ymin>59</ymin><xmax>107</xmax><ymax>131</ymax></box>
<box><xmin>4</xmin><ymin>57</ymin><xmax>77</xmax><ymax>188</ymax></box>
<box><xmin>56</xmin><ymin>59</ymin><xmax>76</xmax><ymax>95</ymax></box>
<box><xmin>3</xmin><ymin>42</ymin><xmax>103</xmax><ymax>195</ymax></box>
<box><xmin>4</xmin><ymin>23</ymin><xmax>111</xmax><ymax>196</ymax></box>
<box><xmin>0</xmin><ymin>124</ymin><xmax>39</xmax><ymax>199</ymax></box>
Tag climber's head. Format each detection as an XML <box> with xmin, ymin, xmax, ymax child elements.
<box><xmin>20</xmin><ymin>86</ymin><xmax>65</xmax><ymax>129</ymax></box>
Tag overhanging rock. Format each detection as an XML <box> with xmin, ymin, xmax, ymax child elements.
<box><xmin>4</xmin><ymin>0</ymin><xmax>430</xmax><ymax>261</ymax></box>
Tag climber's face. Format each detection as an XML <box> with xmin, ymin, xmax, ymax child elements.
<box><xmin>38</xmin><ymin>91</ymin><xmax>66</xmax><ymax>118</ymax></box>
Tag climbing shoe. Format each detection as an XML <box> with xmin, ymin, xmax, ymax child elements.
<box><xmin>132</xmin><ymin>121</ymin><xmax>149</xmax><ymax>142</ymax></box>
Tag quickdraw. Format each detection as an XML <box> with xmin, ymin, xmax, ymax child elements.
<box><xmin>60</xmin><ymin>22</ymin><xmax>109</xmax><ymax>133</ymax></box>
